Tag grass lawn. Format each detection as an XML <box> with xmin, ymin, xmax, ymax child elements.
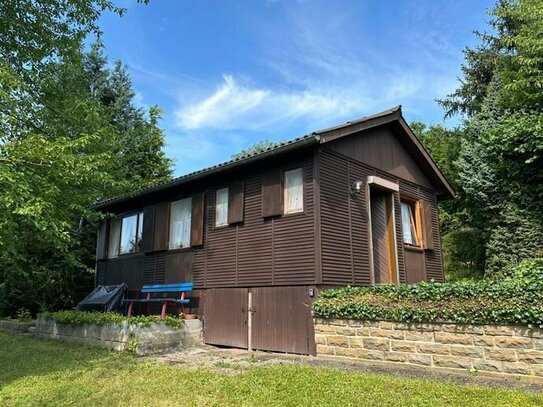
<box><xmin>1</xmin><ymin>333</ymin><xmax>542</xmax><ymax>406</ymax></box>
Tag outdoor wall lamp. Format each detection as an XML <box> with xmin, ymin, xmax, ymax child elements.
<box><xmin>350</xmin><ymin>180</ymin><xmax>364</xmax><ymax>196</ymax></box>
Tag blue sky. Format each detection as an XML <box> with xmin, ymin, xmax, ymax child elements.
<box><xmin>98</xmin><ymin>0</ymin><xmax>494</xmax><ymax>177</ymax></box>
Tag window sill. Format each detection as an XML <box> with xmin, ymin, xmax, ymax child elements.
<box><xmin>168</xmin><ymin>247</ymin><xmax>193</xmax><ymax>254</ymax></box>
<box><xmin>403</xmin><ymin>244</ymin><xmax>424</xmax><ymax>252</ymax></box>
<box><xmin>107</xmin><ymin>252</ymin><xmax>144</xmax><ymax>260</ymax></box>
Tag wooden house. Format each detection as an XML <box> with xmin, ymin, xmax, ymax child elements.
<box><xmin>94</xmin><ymin>106</ymin><xmax>454</xmax><ymax>355</ymax></box>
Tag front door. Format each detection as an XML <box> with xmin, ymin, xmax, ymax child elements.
<box><xmin>369</xmin><ymin>187</ymin><xmax>399</xmax><ymax>284</ymax></box>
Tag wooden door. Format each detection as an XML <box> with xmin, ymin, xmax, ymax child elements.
<box><xmin>370</xmin><ymin>188</ymin><xmax>398</xmax><ymax>284</ymax></box>
<box><xmin>250</xmin><ymin>286</ymin><xmax>314</xmax><ymax>355</ymax></box>
<box><xmin>203</xmin><ymin>288</ymin><xmax>248</xmax><ymax>348</ymax></box>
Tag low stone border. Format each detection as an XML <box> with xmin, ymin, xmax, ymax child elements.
<box><xmin>33</xmin><ymin>316</ymin><xmax>202</xmax><ymax>355</ymax></box>
<box><xmin>314</xmin><ymin>318</ymin><xmax>543</xmax><ymax>378</ymax></box>
<box><xmin>0</xmin><ymin>319</ymin><xmax>35</xmax><ymax>334</ymax></box>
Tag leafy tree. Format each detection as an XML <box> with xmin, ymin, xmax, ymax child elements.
<box><xmin>0</xmin><ymin>1</ymin><xmax>171</xmax><ymax>316</ymax></box>
<box><xmin>438</xmin><ymin>0</ymin><xmax>543</xmax><ymax>278</ymax></box>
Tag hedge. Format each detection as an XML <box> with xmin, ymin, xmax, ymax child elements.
<box><xmin>40</xmin><ymin>311</ymin><xmax>184</xmax><ymax>330</ymax></box>
<box><xmin>313</xmin><ymin>258</ymin><xmax>543</xmax><ymax>327</ymax></box>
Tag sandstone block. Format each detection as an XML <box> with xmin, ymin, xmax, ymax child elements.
<box><xmin>316</xmin><ymin>344</ymin><xmax>335</xmax><ymax>355</ymax></box>
<box><xmin>363</xmin><ymin>338</ymin><xmax>390</xmax><ymax>351</ymax></box>
<box><xmin>494</xmin><ymin>336</ymin><xmax>532</xmax><ymax>348</ymax></box>
<box><xmin>315</xmin><ymin>334</ymin><xmax>327</xmax><ymax>345</ymax></box>
<box><xmin>354</xmin><ymin>327</ymin><xmax>371</xmax><ymax>337</ymax></box>
<box><xmin>473</xmin><ymin>336</ymin><xmax>495</xmax><ymax>347</ymax></box>
<box><xmin>370</xmin><ymin>328</ymin><xmax>405</xmax><ymax>340</ymax></box>
<box><xmin>517</xmin><ymin>349</ymin><xmax>543</xmax><ymax>364</ymax></box>
<box><xmin>433</xmin><ymin>356</ymin><xmax>472</xmax><ymax>369</ymax></box>
<box><xmin>483</xmin><ymin>325</ymin><xmax>516</xmax><ymax>336</ymax></box>
<box><xmin>485</xmin><ymin>348</ymin><xmax>517</xmax><ymax>362</ymax></box>
<box><xmin>408</xmin><ymin>354</ymin><xmax>433</xmax><ymax>366</ymax></box>
<box><xmin>441</xmin><ymin>324</ymin><xmax>484</xmax><ymax>335</ymax></box>
<box><xmin>449</xmin><ymin>345</ymin><xmax>484</xmax><ymax>358</ymax></box>
<box><xmin>336</xmin><ymin>326</ymin><xmax>357</xmax><ymax>336</ymax></box>
<box><xmin>314</xmin><ymin>324</ymin><xmax>336</xmax><ymax>334</ymax></box>
<box><xmin>502</xmin><ymin>362</ymin><xmax>532</xmax><ymax>375</ymax></box>
<box><xmin>327</xmin><ymin>336</ymin><xmax>349</xmax><ymax>347</ymax></box>
<box><xmin>348</xmin><ymin>337</ymin><xmax>364</xmax><ymax>348</ymax></box>
<box><xmin>390</xmin><ymin>341</ymin><xmax>417</xmax><ymax>353</ymax></box>
<box><xmin>416</xmin><ymin>343</ymin><xmax>450</xmax><ymax>355</ymax></box>
<box><xmin>384</xmin><ymin>351</ymin><xmax>408</xmax><ymax>362</ymax></box>
<box><xmin>473</xmin><ymin>359</ymin><xmax>502</xmax><ymax>373</ymax></box>
<box><xmin>434</xmin><ymin>332</ymin><xmax>473</xmax><ymax>345</ymax></box>
<box><xmin>358</xmin><ymin>350</ymin><xmax>385</xmax><ymax>360</ymax></box>
<box><xmin>404</xmin><ymin>330</ymin><xmax>433</xmax><ymax>341</ymax></box>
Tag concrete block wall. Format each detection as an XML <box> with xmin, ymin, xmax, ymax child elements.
<box><xmin>33</xmin><ymin>316</ymin><xmax>203</xmax><ymax>355</ymax></box>
<box><xmin>314</xmin><ymin>318</ymin><xmax>543</xmax><ymax>378</ymax></box>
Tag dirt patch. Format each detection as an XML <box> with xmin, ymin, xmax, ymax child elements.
<box><xmin>151</xmin><ymin>345</ymin><xmax>543</xmax><ymax>392</ymax></box>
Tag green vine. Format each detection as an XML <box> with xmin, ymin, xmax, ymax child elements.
<box><xmin>313</xmin><ymin>258</ymin><xmax>543</xmax><ymax>327</ymax></box>
<box><xmin>40</xmin><ymin>311</ymin><xmax>184</xmax><ymax>330</ymax></box>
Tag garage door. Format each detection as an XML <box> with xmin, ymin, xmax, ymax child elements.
<box><xmin>203</xmin><ymin>286</ymin><xmax>315</xmax><ymax>355</ymax></box>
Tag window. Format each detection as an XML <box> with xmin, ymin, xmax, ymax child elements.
<box><xmin>284</xmin><ymin>168</ymin><xmax>304</xmax><ymax>214</ymax></box>
<box><xmin>400</xmin><ymin>201</ymin><xmax>420</xmax><ymax>246</ymax></box>
<box><xmin>169</xmin><ymin>198</ymin><xmax>192</xmax><ymax>249</ymax></box>
<box><xmin>108</xmin><ymin>212</ymin><xmax>144</xmax><ymax>256</ymax></box>
<box><xmin>215</xmin><ymin>187</ymin><xmax>229</xmax><ymax>227</ymax></box>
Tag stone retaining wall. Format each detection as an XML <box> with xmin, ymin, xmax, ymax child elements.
<box><xmin>314</xmin><ymin>318</ymin><xmax>543</xmax><ymax>378</ymax></box>
<box><xmin>33</xmin><ymin>316</ymin><xmax>202</xmax><ymax>355</ymax></box>
<box><xmin>0</xmin><ymin>320</ymin><xmax>35</xmax><ymax>334</ymax></box>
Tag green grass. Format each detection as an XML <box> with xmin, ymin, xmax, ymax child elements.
<box><xmin>1</xmin><ymin>333</ymin><xmax>542</xmax><ymax>406</ymax></box>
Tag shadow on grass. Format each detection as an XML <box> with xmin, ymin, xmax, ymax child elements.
<box><xmin>0</xmin><ymin>332</ymin><xmax>131</xmax><ymax>390</ymax></box>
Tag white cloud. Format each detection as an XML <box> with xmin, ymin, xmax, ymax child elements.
<box><xmin>175</xmin><ymin>75</ymin><xmax>368</xmax><ymax>131</ymax></box>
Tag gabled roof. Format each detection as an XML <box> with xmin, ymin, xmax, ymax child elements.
<box><xmin>94</xmin><ymin>106</ymin><xmax>454</xmax><ymax>210</ymax></box>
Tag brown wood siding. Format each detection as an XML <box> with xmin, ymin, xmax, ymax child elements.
<box><xmin>104</xmin><ymin>255</ymin><xmax>144</xmax><ymax>290</ymax></box>
<box><xmin>143</xmin><ymin>252</ymin><xmax>166</xmax><ymax>284</ymax></box>
<box><xmin>228</xmin><ymin>181</ymin><xmax>244</xmax><ymax>224</ymax></box>
<box><xmin>96</xmin><ymin>220</ymin><xmax>108</xmax><ymax>260</ymax></box>
<box><xmin>191</xmin><ymin>193</ymin><xmax>205</xmax><ymax>247</ymax></box>
<box><xmin>404</xmin><ymin>248</ymin><xmax>426</xmax><ymax>283</ymax></box>
<box><xmin>165</xmin><ymin>251</ymin><xmax>193</xmax><ymax>283</ymax></box>
<box><xmin>153</xmin><ymin>202</ymin><xmax>169</xmax><ymax>251</ymax></box>
<box><xmin>370</xmin><ymin>191</ymin><xmax>389</xmax><ymax>284</ymax></box>
<box><xmin>141</xmin><ymin>206</ymin><xmax>156</xmax><ymax>253</ymax></box>
<box><xmin>319</xmin><ymin>150</ymin><xmax>373</xmax><ymax>285</ymax></box>
<box><xmin>318</xmin><ymin>148</ymin><xmax>445</xmax><ymax>286</ymax></box>
<box><xmin>192</xmin><ymin>157</ymin><xmax>315</xmax><ymax>289</ymax></box>
<box><xmin>261</xmin><ymin>171</ymin><xmax>282</xmax><ymax>217</ymax></box>
<box><xmin>326</xmin><ymin>126</ymin><xmax>434</xmax><ymax>189</ymax></box>
<box><xmin>96</xmin><ymin>261</ymin><xmax>106</xmax><ymax>286</ymax></box>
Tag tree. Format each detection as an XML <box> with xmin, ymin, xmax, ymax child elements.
<box><xmin>439</xmin><ymin>0</ymin><xmax>543</xmax><ymax>278</ymax></box>
<box><xmin>0</xmin><ymin>1</ymin><xmax>171</xmax><ymax>316</ymax></box>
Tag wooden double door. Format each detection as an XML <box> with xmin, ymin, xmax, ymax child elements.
<box><xmin>203</xmin><ymin>287</ymin><xmax>315</xmax><ymax>355</ymax></box>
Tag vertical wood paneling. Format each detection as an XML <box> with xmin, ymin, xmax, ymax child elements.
<box><xmin>141</xmin><ymin>206</ymin><xmax>156</xmax><ymax>253</ymax></box>
<box><xmin>143</xmin><ymin>252</ymin><xmax>166</xmax><ymax>285</ymax></box>
<box><xmin>191</xmin><ymin>193</ymin><xmax>205</xmax><ymax>247</ymax></box>
<box><xmin>96</xmin><ymin>220</ymin><xmax>108</xmax><ymax>260</ymax></box>
<box><xmin>153</xmin><ymin>202</ymin><xmax>169</xmax><ymax>251</ymax></box>
<box><xmin>261</xmin><ymin>171</ymin><xmax>282</xmax><ymax>217</ymax></box>
<box><xmin>228</xmin><ymin>181</ymin><xmax>244</xmax><ymax>224</ymax></box>
<box><xmin>96</xmin><ymin>261</ymin><xmax>106</xmax><ymax>286</ymax></box>
<box><xmin>251</xmin><ymin>286</ymin><xmax>311</xmax><ymax>354</ymax></box>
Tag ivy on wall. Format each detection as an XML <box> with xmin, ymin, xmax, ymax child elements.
<box><xmin>313</xmin><ymin>258</ymin><xmax>543</xmax><ymax>327</ymax></box>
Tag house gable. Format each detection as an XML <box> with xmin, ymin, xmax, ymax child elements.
<box><xmin>324</xmin><ymin>125</ymin><xmax>434</xmax><ymax>190</ymax></box>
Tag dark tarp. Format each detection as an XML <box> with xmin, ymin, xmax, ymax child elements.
<box><xmin>76</xmin><ymin>284</ymin><xmax>128</xmax><ymax>313</ymax></box>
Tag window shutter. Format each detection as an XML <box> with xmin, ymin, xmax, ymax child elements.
<box><xmin>262</xmin><ymin>171</ymin><xmax>282</xmax><ymax>217</ymax></box>
<box><xmin>228</xmin><ymin>181</ymin><xmax>244</xmax><ymax>224</ymax></box>
<box><xmin>153</xmin><ymin>202</ymin><xmax>169</xmax><ymax>251</ymax></box>
<box><xmin>96</xmin><ymin>219</ymin><xmax>108</xmax><ymax>260</ymax></box>
<box><xmin>422</xmin><ymin>200</ymin><xmax>435</xmax><ymax>250</ymax></box>
<box><xmin>191</xmin><ymin>192</ymin><xmax>204</xmax><ymax>246</ymax></box>
<box><xmin>142</xmin><ymin>206</ymin><xmax>156</xmax><ymax>253</ymax></box>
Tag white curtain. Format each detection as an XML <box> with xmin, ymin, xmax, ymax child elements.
<box><xmin>401</xmin><ymin>202</ymin><xmax>414</xmax><ymax>244</ymax></box>
<box><xmin>108</xmin><ymin>217</ymin><xmax>121</xmax><ymax>258</ymax></box>
<box><xmin>215</xmin><ymin>187</ymin><xmax>229</xmax><ymax>226</ymax></box>
<box><xmin>120</xmin><ymin>214</ymin><xmax>138</xmax><ymax>254</ymax></box>
<box><xmin>284</xmin><ymin>168</ymin><xmax>304</xmax><ymax>214</ymax></box>
<box><xmin>170</xmin><ymin>198</ymin><xmax>192</xmax><ymax>249</ymax></box>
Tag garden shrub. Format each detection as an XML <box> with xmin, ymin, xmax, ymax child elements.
<box><xmin>40</xmin><ymin>311</ymin><xmax>184</xmax><ymax>330</ymax></box>
<box><xmin>313</xmin><ymin>258</ymin><xmax>543</xmax><ymax>327</ymax></box>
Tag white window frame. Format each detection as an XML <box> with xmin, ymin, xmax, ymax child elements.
<box><xmin>215</xmin><ymin>187</ymin><xmax>229</xmax><ymax>227</ymax></box>
<box><xmin>169</xmin><ymin>198</ymin><xmax>192</xmax><ymax>249</ymax></box>
<box><xmin>283</xmin><ymin>167</ymin><xmax>304</xmax><ymax>214</ymax></box>
<box><xmin>114</xmin><ymin>212</ymin><xmax>144</xmax><ymax>256</ymax></box>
